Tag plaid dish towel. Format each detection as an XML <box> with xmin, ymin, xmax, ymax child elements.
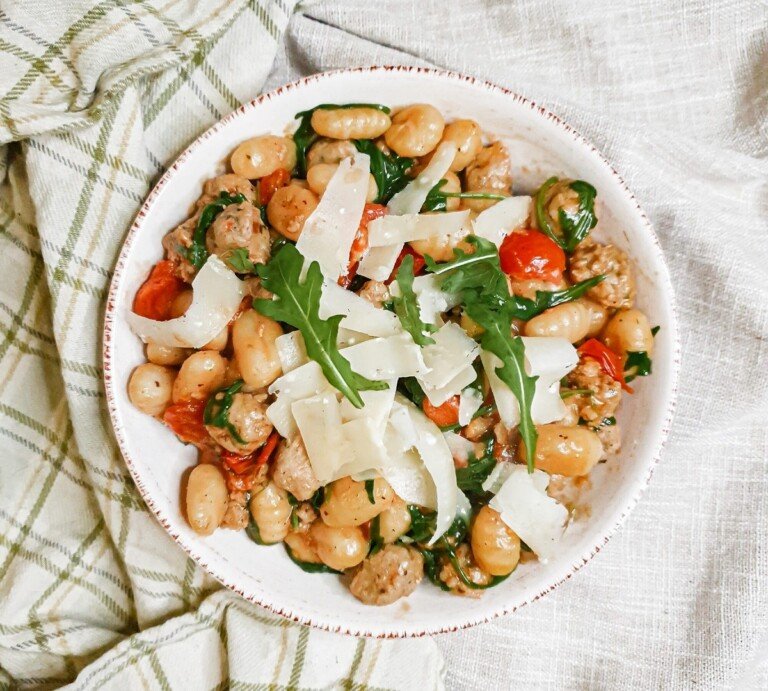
<box><xmin>0</xmin><ymin>2</ymin><xmax>444</xmax><ymax>689</ymax></box>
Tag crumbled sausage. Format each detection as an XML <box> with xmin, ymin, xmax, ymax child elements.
<box><xmin>162</xmin><ymin>216</ymin><xmax>197</xmax><ymax>282</ymax></box>
<box><xmin>221</xmin><ymin>490</ymin><xmax>249</xmax><ymax>530</ymax></box>
<box><xmin>206</xmin><ymin>392</ymin><xmax>273</xmax><ymax>454</ymax></box>
<box><xmin>271</xmin><ymin>436</ymin><xmax>321</xmax><ymax>501</ymax></box>
<box><xmin>206</xmin><ymin>202</ymin><xmax>270</xmax><ymax>266</ymax></box>
<box><xmin>569</xmin><ymin>238</ymin><xmax>635</xmax><ymax>309</ymax></box>
<box><xmin>565</xmin><ymin>357</ymin><xmax>622</xmax><ymax>424</ymax></box>
<box><xmin>357</xmin><ymin>280</ymin><xmax>390</xmax><ymax>308</ymax></box>
<box><xmin>463</xmin><ymin>141</ymin><xmax>512</xmax><ymax>210</ymax></box>
<box><xmin>438</xmin><ymin>544</ymin><xmax>492</xmax><ymax>597</ymax></box>
<box><xmin>346</xmin><ymin>545</ymin><xmax>424</xmax><ymax>606</ymax></box>
<box><xmin>199</xmin><ymin>174</ymin><xmax>255</xmax><ymax>207</ymax></box>
<box><xmin>306</xmin><ymin>138</ymin><xmax>357</xmax><ymax>168</ymax></box>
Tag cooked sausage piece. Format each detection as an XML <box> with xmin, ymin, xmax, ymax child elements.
<box><xmin>346</xmin><ymin>545</ymin><xmax>424</xmax><ymax>606</ymax></box>
<box><xmin>271</xmin><ymin>435</ymin><xmax>321</xmax><ymax>501</ymax></box>
<box><xmin>569</xmin><ymin>238</ymin><xmax>635</xmax><ymax>309</ymax></box>
<box><xmin>206</xmin><ymin>201</ymin><xmax>270</xmax><ymax>267</ymax></box>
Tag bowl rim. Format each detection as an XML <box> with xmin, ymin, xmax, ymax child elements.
<box><xmin>103</xmin><ymin>65</ymin><xmax>681</xmax><ymax>638</ymax></box>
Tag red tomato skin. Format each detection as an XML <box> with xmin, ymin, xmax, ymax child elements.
<box><xmin>162</xmin><ymin>399</ymin><xmax>209</xmax><ymax>445</ymax></box>
<box><xmin>499</xmin><ymin>230</ymin><xmax>566</xmax><ymax>282</ymax></box>
<box><xmin>133</xmin><ymin>260</ymin><xmax>187</xmax><ymax>321</ymax></box>
<box><xmin>577</xmin><ymin>338</ymin><xmax>634</xmax><ymax>393</ymax></box>
<box><xmin>339</xmin><ymin>203</ymin><xmax>388</xmax><ymax>286</ymax></box>
<box><xmin>259</xmin><ymin>168</ymin><xmax>290</xmax><ymax>206</ymax></box>
<box><xmin>422</xmin><ymin>396</ymin><xmax>461</xmax><ymax>427</ymax></box>
<box><xmin>387</xmin><ymin>245</ymin><xmax>426</xmax><ymax>283</ymax></box>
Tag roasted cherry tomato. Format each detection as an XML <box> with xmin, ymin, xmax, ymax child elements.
<box><xmin>221</xmin><ymin>430</ymin><xmax>280</xmax><ymax>475</ymax></box>
<box><xmin>339</xmin><ymin>203</ymin><xmax>387</xmax><ymax>287</ymax></box>
<box><xmin>162</xmin><ymin>399</ymin><xmax>209</xmax><ymax>445</ymax></box>
<box><xmin>499</xmin><ymin>229</ymin><xmax>566</xmax><ymax>282</ymax></box>
<box><xmin>387</xmin><ymin>245</ymin><xmax>426</xmax><ymax>283</ymax></box>
<box><xmin>422</xmin><ymin>395</ymin><xmax>460</xmax><ymax>427</ymax></box>
<box><xmin>577</xmin><ymin>338</ymin><xmax>633</xmax><ymax>393</ymax></box>
<box><xmin>132</xmin><ymin>260</ymin><xmax>187</xmax><ymax>321</ymax></box>
<box><xmin>258</xmin><ymin>168</ymin><xmax>290</xmax><ymax>206</ymax></box>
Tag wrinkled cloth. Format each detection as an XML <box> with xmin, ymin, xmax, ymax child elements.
<box><xmin>0</xmin><ymin>2</ymin><xmax>444</xmax><ymax>688</ymax></box>
<box><xmin>269</xmin><ymin>2</ymin><xmax>768</xmax><ymax>689</ymax></box>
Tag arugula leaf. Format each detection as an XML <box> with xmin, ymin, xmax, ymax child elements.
<box><xmin>204</xmin><ymin>380</ymin><xmax>246</xmax><ymax>444</ymax></box>
<box><xmin>254</xmin><ymin>244</ymin><xmax>387</xmax><ymax>408</ymax></box>
<box><xmin>292</xmin><ymin>103</ymin><xmax>391</xmax><ymax>178</ymax></box>
<box><xmin>353</xmin><ymin>139</ymin><xmax>414</xmax><ymax>203</ymax></box>
<box><xmin>223</xmin><ymin>247</ymin><xmax>258</xmax><ymax>274</ymax></box>
<box><xmin>651</xmin><ymin>325</ymin><xmax>661</xmax><ymax>337</ymax></box>
<box><xmin>534</xmin><ymin>177</ymin><xmax>598</xmax><ymax>253</ymax></box>
<box><xmin>368</xmin><ymin>515</ymin><xmax>383</xmax><ymax>556</ymax></box>
<box><xmin>397</xmin><ymin>377</ymin><xmax>426</xmax><ymax>407</ymax></box>
<box><xmin>284</xmin><ymin>543</ymin><xmax>341</xmax><ymax>574</ymax></box>
<box><xmin>422</xmin><ymin>178</ymin><xmax>506</xmax><ymax>213</ymax></box>
<box><xmin>455</xmin><ymin>438</ymin><xmax>496</xmax><ymax>494</ymax></box>
<box><xmin>624</xmin><ymin>351</ymin><xmax>652</xmax><ymax>382</ymax></box>
<box><xmin>364</xmin><ymin>479</ymin><xmax>376</xmax><ymax>504</ymax></box>
<box><xmin>186</xmin><ymin>192</ymin><xmax>247</xmax><ymax>270</ymax></box>
<box><xmin>393</xmin><ymin>254</ymin><xmax>436</xmax><ymax>345</ymax></box>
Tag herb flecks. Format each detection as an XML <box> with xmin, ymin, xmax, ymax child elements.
<box><xmin>204</xmin><ymin>380</ymin><xmax>246</xmax><ymax>444</ymax></box>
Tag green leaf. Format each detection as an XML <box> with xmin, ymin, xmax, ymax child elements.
<box><xmin>512</xmin><ymin>275</ymin><xmax>605</xmax><ymax>320</ymax></box>
<box><xmin>560</xmin><ymin>387</ymin><xmax>593</xmax><ymax>399</ymax></box>
<box><xmin>353</xmin><ymin>139</ymin><xmax>413</xmax><ymax>203</ymax></box>
<box><xmin>422</xmin><ymin>179</ymin><xmax>506</xmax><ymax>213</ymax></box>
<box><xmin>204</xmin><ymin>380</ymin><xmax>246</xmax><ymax>444</ymax></box>
<box><xmin>397</xmin><ymin>377</ymin><xmax>426</xmax><ymax>407</ymax></box>
<box><xmin>246</xmin><ymin>514</ymin><xmax>272</xmax><ymax>545</ymax></box>
<box><xmin>364</xmin><ymin>479</ymin><xmax>376</xmax><ymax>504</ymax></box>
<box><xmin>369</xmin><ymin>515</ymin><xmax>383</xmax><ymax>556</ymax></box>
<box><xmin>186</xmin><ymin>192</ymin><xmax>247</xmax><ymax>270</ymax></box>
<box><xmin>223</xmin><ymin>247</ymin><xmax>258</xmax><ymax>274</ymax></box>
<box><xmin>624</xmin><ymin>351</ymin><xmax>652</xmax><ymax>382</ymax></box>
<box><xmin>309</xmin><ymin>486</ymin><xmax>325</xmax><ymax>510</ymax></box>
<box><xmin>254</xmin><ymin>244</ymin><xmax>387</xmax><ymax>408</ymax></box>
<box><xmin>455</xmin><ymin>438</ymin><xmax>496</xmax><ymax>494</ymax></box>
<box><xmin>534</xmin><ymin>177</ymin><xmax>598</xmax><ymax>253</ymax></box>
<box><xmin>293</xmin><ymin>103</ymin><xmax>391</xmax><ymax>178</ymax></box>
<box><xmin>651</xmin><ymin>325</ymin><xmax>661</xmax><ymax>337</ymax></box>
<box><xmin>393</xmin><ymin>254</ymin><xmax>436</xmax><ymax>345</ymax></box>
<box><xmin>284</xmin><ymin>543</ymin><xmax>341</xmax><ymax>574</ymax></box>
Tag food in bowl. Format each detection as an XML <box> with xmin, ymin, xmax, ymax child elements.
<box><xmin>125</xmin><ymin>101</ymin><xmax>657</xmax><ymax>606</ymax></box>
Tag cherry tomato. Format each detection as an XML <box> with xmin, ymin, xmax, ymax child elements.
<box><xmin>220</xmin><ymin>430</ymin><xmax>280</xmax><ymax>475</ymax></box>
<box><xmin>577</xmin><ymin>338</ymin><xmax>634</xmax><ymax>393</ymax></box>
<box><xmin>387</xmin><ymin>245</ymin><xmax>426</xmax><ymax>284</ymax></box>
<box><xmin>339</xmin><ymin>203</ymin><xmax>388</xmax><ymax>287</ymax></box>
<box><xmin>162</xmin><ymin>399</ymin><xmax>208</xmax><ymax>445</ymax></box>
<box><xmin>499</xmin><ymin>229</ymin><xmax>566</xmax><ymax>282</ymax></box>
<box><xmin>133</xmin><ymin>260</ymin><xmax>187</xmax><ymax>321</ymax></box>
<box><xmin>258</xmin><ymin>168</ymin><xmax>290</xmax><ymax>206</ymax></box>
<box><xmin>422</xmin><ymin>396</ymin><xmax>460</xmax><ymax>427</ymax></box>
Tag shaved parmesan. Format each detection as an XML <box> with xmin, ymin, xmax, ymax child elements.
<box><xmin>336</xmin><ymin>417</ymin><xmax>389</xmax><ymax>478</ymax></box>
<box><xmin>480</xmin><ymin>336</ymin><xmax>578</xmax><ymax>427</ymax></box>
<box><xmin>481</xmin><ymin>462</ymin><xmax>513</xmax><ymax>494</ymax></box>
<box><xmin>367</xmin><ymin>211</ymin><xmax>470</xmax><ymax>247</ymax></box>
<box><xmin>127</xmin><ymin>255</ymin><xmax>243</xmax><ymax>348</ymax></box>
<box><xmin>320</xmin><ymin>279</ymin><xmax>401</xmax><ymax>337</ymax></box>
<box><xmin>379</xmin><ymin>425</ymin><xmax>437</xmax><ymax>508</ymax></box>
<box><xmin>267</xmin><ymin>361</ymin><xmax>333</xmax><ymax>437</ymax></box>
<box><xmin>472</xmin><ymin>196</ymin><xmax>532</xmax><ymax>247</ymax></box>
<box><xmin>341</xmin><ymin>333</ymin><xmax>428</xmax><ymax>380</ymax></box>
<box><xmin>489</xmin><ymin>466</ymin><xmax>568</xmax><ymax>562</ymax></box>
<box><xmin>356</xmin><ymin>244</ymin><xmax>402</xmax><ymax>282</ymax></box>
<box><xmin>291</xmin><ymin>393</ymin><xmax>350</xmax><ymax>484</ymax></box>
<box><xmin>336</xmin><ymin>328</ymin><xmax>372</xmax><ymax>348</ymax></box>
<box><xmin>458</xmin><ymin>387</ymin><xmax>484</xmax><ymax>426</ymax></box>
<box><xmin>387</xmin><ymin>142</ymin><xmax>457</xmax><ymax>215</ymax></box>
<box><xmin>389</xmin><ymin>396</ymin><xmax>458</xmax><ymax>545</ymax></box>
<box><xmin>443</xmin><ymin>431</ymin><xmax>476</xmax><ymax>464</ymax></box>
<box><xmin>339</xmin><ymin>380</ymin><xmax>396</xmax><ymax>436</ymax></box>
<box><xmin>421</xmin><ymin>365</ymin><xmax>477</xmax><ymax>407</ymax></box>
<box><xmin>419</xmin><ymin>322</ymin><xmax>480</xmax><ymax>389</ymax></box>
<box><xmin>296</xmin><ymin>154</ymin><xmax>370</xmax><ymax>279</ymax></box>
<box><xmin>275</xmin><ymin>331</ymin><xmax>308</xmax><ymax>373</ymax></box>
<box><xmin>389</xmin><ymin>273</ymin><xmax>460</xmax><ymax>326</ymax></box>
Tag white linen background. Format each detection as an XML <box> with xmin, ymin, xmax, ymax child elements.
<box><xmin>269</xmin><ymin>1</ymin><xmax>768</xmax><ymax>689</ymax></box>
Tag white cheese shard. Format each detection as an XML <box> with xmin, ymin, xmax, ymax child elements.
<box><xmin>480</xmin><ymin>336</ymin><xmax>578</xmax><ymax>428</ymax></box>
<box><xmin>275</xmin><ymin>331</ymin><xmax>308</xmax><ymax>373</ymax></box>
<box><xmin>266</xmin><ymin>361</ymin><xmax>333</xmax><ymax>437</ymax></box>
<box><xmin>356</xmin><ymin>244</ymin><xmax>402</xmax><ymax>282</ymax></box>
<box><xmin>389</xmin><ymin>396</ymin><xmax>459</xmax><ymax>545</ymax></box>
<box><xmin>472</xmin><ymin>196</ymin><xmax>532</xmax><ymax>247</ymax></box>
<box><xmin>335</xmin><ymin>417</ymin><xmax>390</xmax><ymax>479</ymax></box>
<box><xmin>387</xmin><ymin>142</ymin><xmax>457</xmax><ymax>215</ymax></box>
<box><xmin>127</xmin><ymin>255</ymin><xmax>243</xmax><ymax>349</ymax></box>
<box><xmin>489</xmin><ymin>466</ymin><xmax>568</xmax><ymax>562</ymax></box>
<box><xmin>319</xmin><ymin>279</ymin><xmax>401</xmax><ymax>337</ymax></box>
<box><xmin>421</xmin><ymin>365</ymin><xmax>477</xmax><ymax>407</ymax></box>
<box><xmin>291</xmin><ymin>392</ymin><xmax>350</xmax><ymax>485</ymax></box>
<box><xmin>443</xmin><ymin>431</ymin><xmax>476</xmax><ymax>464</ymax></box>
<box><xmin>418</xmin><ymin>322</ymin><xmax>480</xmax><ymax>390</ymax></box>
<box><xmin>367</xmin><ymin>211</ymin><xmax>470</xmax><ymax>247</ymax></box>
<box><xmin>295</xmin><ymin>153</ymin><xmax>370</xmax><ymax>279</ymax></box>
<box><xmin>389</xmin><ymin>273</ymin><xmax>460</xmax><ymax>326</ymax></box>
<box><xmin>341</xmin><ymin>333</ymin><xmax>428</xmax><ymax>381</ymax></box>
<box><xmin>458</xmin><ymin>387</ymin><xmax>484</xmax><ymax>426</ymax></box>
<box><xmin>379</xmin><ymin>425</ymin><xmax>437</xmax><ymax>509</ymax></box>
<box><xmin>336</xmin><ymin>328</ymin><xmax>372</xmax><ymax>348</ymax></box>
<box><xmin>339</xmin><ymin>381</ymin><xmax>397</xmax><ymax>437</ymax></box>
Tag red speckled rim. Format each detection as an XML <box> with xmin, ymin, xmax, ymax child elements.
<box><xmin>103</xmin><ymin>66</ymin><xmax>681</xmax><ymax>638</ymax></box>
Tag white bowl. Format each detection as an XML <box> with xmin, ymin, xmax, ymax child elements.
<box><xmin>104</xmin><ymin>66</ymin><xmax>680</xmax><ymax>637</ymax></box>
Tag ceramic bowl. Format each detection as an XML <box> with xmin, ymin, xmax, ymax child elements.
<box><xmin>104</xmin><ymin>66</ymin><xmax>679</xmax><ymax>637</ymax></box>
